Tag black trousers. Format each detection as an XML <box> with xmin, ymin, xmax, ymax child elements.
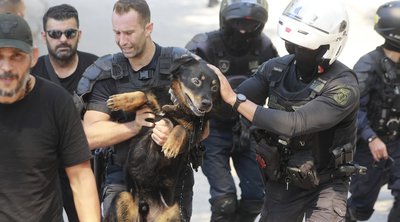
<box><xmin>260</xmin><ymin>178</ymin><xmax>349</xmax><ymax>222</ymax></box>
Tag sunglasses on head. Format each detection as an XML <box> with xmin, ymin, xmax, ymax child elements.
<box><xmin>46</xmin><ymin>29</ymin><xmax>78</xmax><ymax>39</ymax></box>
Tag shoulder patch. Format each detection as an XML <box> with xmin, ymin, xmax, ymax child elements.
<box><xmin>333</xmin><ymin>88</ymin><xmax>351</xmax><ymax>106</ymax></box>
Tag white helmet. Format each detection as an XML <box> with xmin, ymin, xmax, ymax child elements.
<box><xmin>278</xmin><ymin>0</ymin><xmax>349</xmax><ymax>65</ymax></box>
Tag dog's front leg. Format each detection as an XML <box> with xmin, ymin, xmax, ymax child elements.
<box><xmin>162</xmin><ymin>124</ymin><xmax>187</xmax><ymax>158</ymax></box>
<box><xmin>107</xmin><ymin>91</ymin><xmax>148</xmax><ymax>112</ymax></box>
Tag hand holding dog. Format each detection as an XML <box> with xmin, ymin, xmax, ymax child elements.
<box><xmin>151</xmin><ymin>118</ymin><xmax>174</xmax><ymax>146</ymax></box>
<box><xmin>133</xmin><ymin>106</ymin><xmax>156</xmax><ymax>130</ymax></box>
<box><xmin>207</xmin><ymin>64</ymin><xmax>236</xmax><ymax>107</ymax></box>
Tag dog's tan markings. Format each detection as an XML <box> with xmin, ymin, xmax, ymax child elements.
<box><xmin>107</xmin><ymin>91</ymin><xmax>147</xmax><ymax>112</ymax></box>
<box><xmin>171</xmin><ymin>80</ymin><xmax>189</xmax><ymax>108</ymax></box>
<box><xmin>154</xmin><ymin>203</ymin><xmax>180</xmax><ymax>222</ymax></box>
<box><xmin>115</xmin><ymin>191</ymin><xmax>138</xmax><ymax>222</ymax></box>
<box><xmin>146</xmin><ymin>92</ymin><xmax>161</xmax><ymax>113</ymax></box>
<box><xmin>162</xmin><ymin>124</ymin><xmax>187</xmax><ymax>158</ymax></box>
<box><xmin>162</xmin><ymin>104</ymin><xmax>179</xmax><ymax>113</ymax></box>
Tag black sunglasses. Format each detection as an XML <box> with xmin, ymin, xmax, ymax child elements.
<box><xmin>46</xmin><ymin>29</ymin><xmax>78</xmax><ymax>39</ymax></box>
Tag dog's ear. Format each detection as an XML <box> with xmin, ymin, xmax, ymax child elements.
<box><xmin>169</xmin><ymin>50</ymin><xmax>201</xmax><ymax>74</ymax></box>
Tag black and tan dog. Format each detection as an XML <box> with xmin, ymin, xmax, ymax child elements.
<box><xmin>104</xmin><ymin>54</ymin><xmax>220</xmax><ymax>222</ymax></box>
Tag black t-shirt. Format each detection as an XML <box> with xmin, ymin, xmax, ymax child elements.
<box><xmin>31</xmin><ymin>51</ymin><xmax>98</xmax><ymax>94</ymax></box>
<box><xmin>0</xmin><ymin>77</ymin><xmax>92</xmax><ymax>221</ymax></box>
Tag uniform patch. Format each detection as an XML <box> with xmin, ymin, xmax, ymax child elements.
<box><xmin>219</xmin><ymin>60</ymin><xmax>230</xmax><ymax>73</ymax></box>
<box><xmin>333</xmin><ymin>88</ymin><xmax>351</xmax><ymax>106</ymax></box>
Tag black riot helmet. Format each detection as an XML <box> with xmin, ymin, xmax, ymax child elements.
<box><xmin>219</xmin><ymin>0</ymin><xmax>268</xmax><ymax>52</ymax></box>
<box><xmin>220</xmin><ymin>0</ymin><xmax>268</xmax><ymax>34</ymax></box>
<box><xmin>375</xmin><ymin>1</ymin><xmax>400</xmax><ymax>51</ymax></box>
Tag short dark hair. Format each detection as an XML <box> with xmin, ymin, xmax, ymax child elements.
<box><xmin>113</xmin><ymin>0</ymin><xmax>150</xmax><ymax>26</ymax></box>
<box><xmin>42</xmin><ymin>4</ymin><xmax>79</xmax><ymax>31</ymax></box>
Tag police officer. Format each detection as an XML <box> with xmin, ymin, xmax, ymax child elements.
<box><xmin>79</xmin><ymin>0</ymin><xmax>195</xmax><ymax>220</ymax></box>
<box><xmin>186</xmin><ymin>0</ymin><xmax>278</xmax><ymax>221</ymax></box>
<box><xmin>209</xmin><ymin>0</ymin><xmax>360</xmax><ymax>221</ymax></box>
<box><xmin>346</xmin><ymin>2</ymin><xmax>400</xmax><ymax>222</ymax></box>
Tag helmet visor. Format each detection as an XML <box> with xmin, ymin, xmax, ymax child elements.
<box><xmin>283</xmin><ymin>0</ymin><xmax>329</xmax><ymax>33</ymax></box>
<box><xmin>229</xmin><ymin>19</ymin><xmax>261</xmax><ymax>33</ymax></box>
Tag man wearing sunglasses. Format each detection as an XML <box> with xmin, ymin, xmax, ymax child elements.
<box><xmin>185</xmin><ymin>0</ymin><xmax>278</xmax><ymax>221</ymax></box>
<box><xmin>30</xmin><ymin>4</ymin><xmax>98</xmax><ymax>222</ymax></box>
<box><xmin>0</xmin><ymin>13</ymin><xmax>100</xmax><ymax>222</ymax></box>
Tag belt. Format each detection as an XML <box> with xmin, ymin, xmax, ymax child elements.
<box><xmin>318</xmin><ymin>170</ymin><xmax>348</xmax><ymax>184</ymax></box>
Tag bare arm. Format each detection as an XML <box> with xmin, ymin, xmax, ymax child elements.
<box><xmin>83</xmin><ymin>107</ymin><xmax>155</xmax><ymax>149</ymax></box>
<box><xmin>65</xmin><ymin>160</ymin><xmax>100</xmax><ymax>222</ymax></box>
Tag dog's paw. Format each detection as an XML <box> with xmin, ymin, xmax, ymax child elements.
<box><xmin>162</xmin><ymin>125</ymin><xmax>187</xmax><ymax>158</ymax></box>
<box><xmin>162</xmin><ymin>104</ymin><xmax>179</xmax><ymax>113</ymax></box>
<box><xmin>162</xmin><ymin>145</ymin><xmax>179</xmax><ymax>159</ymax></box>
<box><xmin>107</xmin><ymin>91</ymin><xmax>147</xmax><ymax>112</ymax></box>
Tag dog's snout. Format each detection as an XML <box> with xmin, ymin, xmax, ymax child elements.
<box><xmin>201</xmin><ymin>99</ymin><xmax>212</xmax><ymax>109</ymax></box>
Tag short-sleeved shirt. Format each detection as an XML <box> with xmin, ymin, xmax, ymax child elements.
<box><xmin>0</xmin><ymin>77</ymin><xmax>92</xmax><ymax>221</ymax></box>
<box><xmin>31</xmin><ymin>51</ymin><xmax>98</xmax><ymax>94</ymax></box>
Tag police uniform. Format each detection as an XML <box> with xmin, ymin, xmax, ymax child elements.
<box><xmin>347</xmin><ymin>46</ymin><xmax>400</xmax><ymax>221</ymax></box>
<box><xmin>79</xmin><ymin>45</ymin><xmax>194</xmax><ymax>221</ymax></box>
<box><xmin>186</xmin><ymin>29</ymin><xmax>278</xmax><ymax>221</ymax></box>
<box><xmin>237</xmin><ymin>54</ymin><xmax>360</xmax><ymax>221</ymax></box>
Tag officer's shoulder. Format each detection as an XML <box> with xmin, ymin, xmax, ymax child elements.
<box><xmin>259</xmin><ymin>33</ymin><xmax>274</xmax><ymax>44</ymax></box>
<box><xmin>353</xmin><ymin>48</ymin><xmax>382</xmax><ymax>73</ymax></box>
<box><xmin>185</xmin><ymin>31</ymin><xmax>218</xmax><ymax>49</ymax></box>
<box><xmin>264</xmin><ymin>54</ymin><xmax>294</xmax><ymax>66</ymax></box>
<box><xmin>80</xmin><ymin>54</ymin><xmax>115</xmax><ymax>81</ymax></box>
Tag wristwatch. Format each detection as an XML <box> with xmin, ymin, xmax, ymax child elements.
<box><xmin>232</xmin><ymin>93</ymin><xmax>246</xmax><ymax>111</ymax></box>
<box><xmin>368</xmin><ymin>136</ymin><xmax>377</xmax><ymax>143</ymax></box>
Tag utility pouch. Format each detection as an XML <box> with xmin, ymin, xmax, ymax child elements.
<box><xmin>254</xmin><ymin>135</ymin><xmax>282</xmax><ymax>182</ymax></box>
<box><xmin>286</xmin><ymin>149</ymin><xmax>319</xmax><ymax>190</ymax></box>
<box><xmin>331</xmin><ymin>143</ymin><xmax>353</xmax><ymax>168</ymax></box>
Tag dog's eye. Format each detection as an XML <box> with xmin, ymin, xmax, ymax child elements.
<box><xmin>192</xmin><ymin>78</ymin><xmax>201</xmax><ymax>86</ymax></box>
<box><xmin>210</xmin><ymin>84</ymin><xmax>219</xmax><ymax>92</ymax></box>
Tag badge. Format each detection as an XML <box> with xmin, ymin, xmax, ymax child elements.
<box><xmin>219</xmin><ymin>60</ymin><xmax>230</xmax><ymax>73</ymax></box>
<box><xmin>248</xmin><ymin>60</ymin><xmax>259</xmax><ymax>73</ymax></box>
<box><xmin>333</xmin><ymin>88</ymin><xmax>351</xmax><ymax>106</ymax></box>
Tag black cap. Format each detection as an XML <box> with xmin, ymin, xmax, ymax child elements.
<box><xmin>0</xmin><ymin>13</ymin><xmax>32</xmax><ymax>53</ymax></box>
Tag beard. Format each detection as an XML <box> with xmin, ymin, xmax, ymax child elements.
<box><xmin>0</xmin><ymin>72</ymin><xmax>30</xmax><ymax>97</ymax></box>
<box><xmin>48</xmin><ymin>42</ymin><xmax>78</xmax><ymax>63</ymax></box>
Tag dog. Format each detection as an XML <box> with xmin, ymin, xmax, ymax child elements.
<box><xmin>104</xmin><ymin>53</ymin><xmax>220</xmax><ymax>222</ymax></box>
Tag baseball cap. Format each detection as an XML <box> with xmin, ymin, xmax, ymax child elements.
<box><xmin>0</xmin><ymin>13</ymin><xmax>32</xmax><ymax>53</ymax></box>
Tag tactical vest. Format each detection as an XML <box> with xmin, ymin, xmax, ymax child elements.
<box><xmin>188</xmin><ymin>30</ymin><xmax>277</xmax><ymax>88</ymax></box>
<box><xmin>365</xmin><ymin>49</ymin><xmax>400</xmax><ymax>141</ymax></box>
<box><xmin>265</xmin><ymin>55</ymin><xmax>357</xmax><ymax>170</ymax></box>
<box><xmin>76</xmin><ymin>47</ymin><xmax>186</xmax><ymax>166</ymax></box>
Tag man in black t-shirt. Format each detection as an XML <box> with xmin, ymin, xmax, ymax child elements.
<box><xmin>0</xmin><ymin>13</ymin><xmax>100</xmax><ymax>222</ymax></box>
<box><xmin>30</xmin><ymin>4</ymin><xmax>98</xmax><ymax>222</ymax></box>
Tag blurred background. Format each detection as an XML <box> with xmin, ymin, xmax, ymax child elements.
<box><xmin>24</xmin><ymin>0</ymin><xmax>392</xmax><ymax>221</ymax></box>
